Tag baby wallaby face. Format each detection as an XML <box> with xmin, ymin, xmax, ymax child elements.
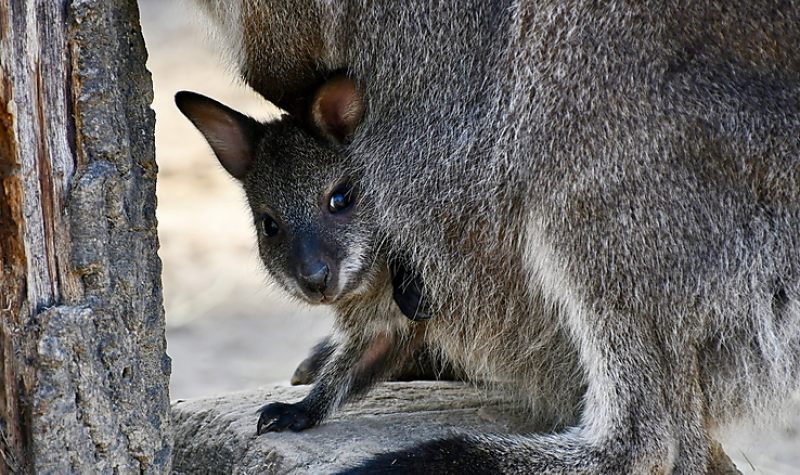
<box><xmin>175</xmin><ymin>82</ymin><xmax>383</xmax><ymax>305</ymax></box>
<box><xmin>244</xmin><ymin>119</ymin><xmax>378</xmax><ymax>303</ymax></box>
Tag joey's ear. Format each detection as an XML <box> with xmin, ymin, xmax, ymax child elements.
<box><xmin>311</xmin><ymin>75</ymin><xmax>364</xmax><ymax>144</ymax></box>
<box><xmin>175</xmin><ymin>91</ymin><xmax>260</xmax><ymax>179</ymax></box>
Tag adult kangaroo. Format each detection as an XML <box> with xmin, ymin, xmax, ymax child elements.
<box><xmin>191</xmin><ymin>2</ymin><xmax>800</xmax><ymax>473</ymax></box>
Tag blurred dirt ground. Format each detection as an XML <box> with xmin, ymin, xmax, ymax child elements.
<box><xmin>138</xmin><ymin>1</ymin><xmax>798</xmax><ymax>472</ymax></box>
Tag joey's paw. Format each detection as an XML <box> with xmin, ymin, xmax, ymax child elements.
<box><xmin>290</xmin><ymin>358</ymin><xmax>316</xmax><ymax>385</ymax></box>
<box><xmin>390</xmin><ymin>259</ymin><xmax>432</xmax><ymax>321</ymax></box>
<box><xmin>256</xmin><ymin>402</ymin><xmax>315</xmax><ymax>434</ymax></box>
<box><xmin>291</xmin><ymin>337</ymin><xmax>335</xmax><ymax>385</ymax></box>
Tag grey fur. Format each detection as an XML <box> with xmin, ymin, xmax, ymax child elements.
<box><xmin>189</xmin><ymin>2</ymin><xmax>800</xmax><ymax>473</ymax></box>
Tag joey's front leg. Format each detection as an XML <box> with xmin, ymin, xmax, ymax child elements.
<box><xmin>257</xmin><ymin>328</ymin><xmax>421</xmax><ymax>434</ymax></box>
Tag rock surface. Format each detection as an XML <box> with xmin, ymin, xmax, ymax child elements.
<box><xmin>171</xmin><ymin>382</ymin><xmax>525</xmax><ymax>474</ymax></box>
<box><xmin>172</xmin><ymin>382</ymin><xmax>800</xmax><ymax>474</ymax></box>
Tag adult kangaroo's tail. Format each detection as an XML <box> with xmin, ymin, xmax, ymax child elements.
<box><xmin>337</xmin><ymin>428</ymin><xmax>739</xmax><ymax>474</ymax></box>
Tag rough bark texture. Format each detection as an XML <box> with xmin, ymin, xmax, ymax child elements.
<box><xmin>0</xmin><ymin>1</ymin><xmax>170</xmax><ymax>473</ymax></box>
<box><xmin>172</xmin><ymin>382</ymin><xmax>526</xmax><ymax>474</ymax></box>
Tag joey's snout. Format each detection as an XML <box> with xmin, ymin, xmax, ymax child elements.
<box><xmin>298</xmin><ymin>261</ymin><xmax>330</xmax><ymax>295</ymax></box>
<box><xmin>293</xmin><ymin>240</ymin><xmax>339</xmax><ymax>302</ymax></box>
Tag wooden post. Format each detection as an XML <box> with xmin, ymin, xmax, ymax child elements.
<box><xmin>0</xmin><ymin>1</ymin><xmax>171</xmax><ymax>472</ymax></box>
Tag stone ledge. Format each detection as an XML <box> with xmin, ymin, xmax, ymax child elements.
<box><xmin>171</xmin><ymin>381</ymin><xmax>799</xmax><ymax>474</ymax></box>
<box><xmin>171</xmin><ymin>382</ymin><xmax>523</xmax><ymax>474</ymax></box>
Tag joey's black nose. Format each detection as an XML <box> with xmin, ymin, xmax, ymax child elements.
<box><xmin>299</xmin><ymin>263</ymin><xmax>330</xmax><ymax>294</ymax></box>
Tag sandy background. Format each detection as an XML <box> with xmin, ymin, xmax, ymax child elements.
<box><xmin>139</xmin><ymin>0</ymin><xmax>333</xmax><ymax>400</ymax></box>
<box><xmin>138</xmin><ymin>1</ymin><xmax>798</xmax><ymax>472</ymax></box>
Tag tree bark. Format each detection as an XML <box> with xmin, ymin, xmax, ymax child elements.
<box><xmin>0</xmin><ymin>1</ymin><xmax>171</xmax><ymax>473</ymax></box>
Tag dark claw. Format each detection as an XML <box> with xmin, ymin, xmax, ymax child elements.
<box><xmin>256</xmin><ymin>402</ymin><xmax>314</xmax><ymax>434</ymax></box>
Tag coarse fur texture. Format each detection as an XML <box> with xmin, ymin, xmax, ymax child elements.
<box><xmin>191</xmin><ymin>1</ymin><xmax>800</xmax><ymax>473</ymax></box>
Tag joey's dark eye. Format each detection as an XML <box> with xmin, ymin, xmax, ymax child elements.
<box><xmin>328</xmin><ymin>183</ymin><xmax>355</xmax><ymax>213</ymax></box>
<box><xmin>260</xmin><ymin>214</ymin><xmax>280</xmax><ymax>237</ymax></box>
